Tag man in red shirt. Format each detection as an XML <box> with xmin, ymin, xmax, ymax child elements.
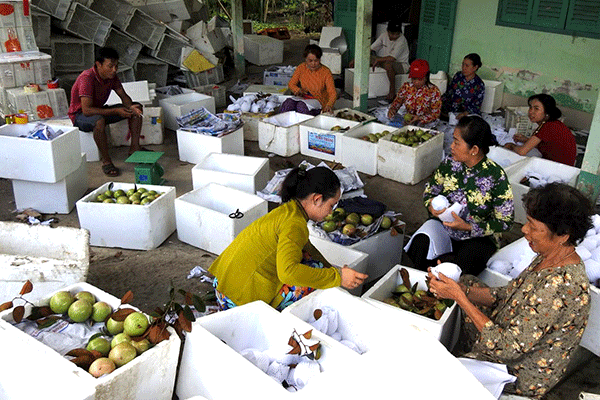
<box><xmin>68</xmin><ymin>47</ymin><xmax>143</xmax><ymax>177</ymax></box>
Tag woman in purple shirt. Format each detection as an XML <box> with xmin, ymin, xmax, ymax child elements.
<box><xmin>442</xmin><ymin>53</ymin><xmax>485</xmax><ymax>118</ymax></box>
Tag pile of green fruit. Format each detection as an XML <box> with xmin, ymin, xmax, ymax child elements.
<box><xmin>388</xmin><ymin>129</ymin><xmax>434</xmax><ymax>148</ymax></box>
<box><xmin>92</xmin><ymin>187</ymin><xmax>163</xmax><ymax>205</ymax></box>
<box><xmin>330</xmin><ymin>125</ymin><xmax>350</xmax><ymax>132</ymax></box>
<box><xmin>336</xmin><ymin>111</ymin><xmax>368</xmax><ymax>122</ymax></box>
<box><xmin>47</xmin><ymin>290</ymin><xmax>152</xmax><ymax>378</ymax></box>
<box><xmin>321</xmin><ymin>207</ymin><xmax>392</xmax><ymax>238</ymax></box>
<box><xmin>383</xmin><ymin>267</ymin><xmax>453</xmax><ymax>320</ymax></box>
<box><xmin>361</xmin><ymin>130</ymin><xmax>390</xmax><ymax>143</ymax></box>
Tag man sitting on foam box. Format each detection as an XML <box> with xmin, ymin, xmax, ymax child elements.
<box><xmin>68</xmin><ymin>47</ymin><xmax>143</xmax><ymax>177</ymax></box>
<box><xmin>350</xmin><ymin>21</ymin><xmax>409</xmax><ymax>102</ymax></box>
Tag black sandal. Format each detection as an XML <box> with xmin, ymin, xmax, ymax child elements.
<box><xmin>102</xmin><ymin>163</ymin><xmax>120</xmax><ymax>177</ymax></box>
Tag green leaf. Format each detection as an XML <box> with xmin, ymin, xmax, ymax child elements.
<box><xmin>192</xmin><ymin>294</ymin><xmax>206</xmax><ymax>313</ymax></box>
<box><xmin>183</xmin><ymin>305</ymin><xmax>196</xmax><ymax>322</ymax></box>
<box><xmin>173</xmin><ymin>303</ymin><xmax>183</xmax><ymax>314</ymax></box>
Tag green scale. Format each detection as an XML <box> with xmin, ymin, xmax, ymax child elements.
<box><xmin>125</xmin><ymin>151</ymin><xmax>165</xmax><ymax>185</ymax></box>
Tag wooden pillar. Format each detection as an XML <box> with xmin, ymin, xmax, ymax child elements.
<box><xmin>353</xmin><ymin>0</ymin><xmax>373</xmax><ymax>112</ymax></box>
<box><xmin>231</xmin><ymin>0</ymin><xmax>245</xmax><ymax>79</ymax></box>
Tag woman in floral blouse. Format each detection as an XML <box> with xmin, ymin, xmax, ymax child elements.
<box><xmin>429</xmin><ymin>182</ymin><xmax>592</xmax><ymax>398</ymax></box>
<box><xmin>441</xmin><ymin>53</ymin><xmax>485</xmax><ymax>118</ymax></box>
<box><xmin>387</xmin><ymin>59</ymin><xmax>441</xmax><ymax>125</ymax></box>
<box><xmin>405</xmin><ymin>115</ymin><xmax>514</xmax><ymax>275</ymax></box>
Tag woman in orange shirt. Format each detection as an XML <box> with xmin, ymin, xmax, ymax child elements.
<box><xmin>280</xmin><ymin>44</ymin><xmax>337</xmax><ymax>115</ymax></box>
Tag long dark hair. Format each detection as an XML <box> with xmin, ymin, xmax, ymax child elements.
<box><xmin>528</xmin><ymin>93</ymin><xmax>562</xmax><ymax>121</ymax></box>
<box><xmin>281</xmin><ymin>166</ymin><xmax>340</xmax><ymax>203</ymax></box>
<box><xmin>456</xmin><ymin>115</ymin><xmax>497</xmax><ymax>154</ymax></box>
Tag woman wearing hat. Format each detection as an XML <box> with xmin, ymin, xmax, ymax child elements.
<box><xmin>503</xmin><ymin>93</ymin><xmax>577</xmax><ymax>166</ymax></box>
<box><xmin>387</xmin><ymin>59</ymin><xmax>442</xmax><ymax>125</ymax></box>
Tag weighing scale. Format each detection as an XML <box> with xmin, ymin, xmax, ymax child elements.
<box><xmin>125</xmin><ymin>151</ymin><xmax>165</xmax><ymax>185</ymax></box>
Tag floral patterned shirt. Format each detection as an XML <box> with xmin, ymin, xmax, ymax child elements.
<box><xmin>441</xmin><ymin>72</ymin><xmax>485</xmax><ymax>115</ymax></box>
<box><xmin>423</xmin><ymin>155</ymin><xmax>514</xmax><ymax>241</ymax></box>
<box><xmin>388</xmin><ymin>81</ymin><xmax>441</xmax><ymax>124</ymax></box>
<box><xmin>466</xmin><ymin>256</ymin><xmax>590</xmax><ymax>398</ymax></box>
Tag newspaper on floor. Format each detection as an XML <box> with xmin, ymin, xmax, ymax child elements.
<box><xmin>177</xmin><ymin>107</ymin><xmax>243</xmax><ymax>136</ymax></box>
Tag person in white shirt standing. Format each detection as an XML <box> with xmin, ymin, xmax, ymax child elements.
<box><xmin>369</xmin><ymin>21</ymin><xmax>409</xmax><ymax>101</ymax></box>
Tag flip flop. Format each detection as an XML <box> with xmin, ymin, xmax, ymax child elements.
<box><xmin>102</xmin><ymin>163</ymin><xmax>120</xmax><ymax>177</ymax></box>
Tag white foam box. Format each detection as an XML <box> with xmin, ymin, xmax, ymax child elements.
<box><xmin>258</xmin><ymin>111</ymin><xmax>314</xmax><ymax>157</ymax></box>
<box><xmin>394</xmin><ymin>71</ymin><xmax>448</xmax><ymax>96</ymax></box>
<box><xmin>341</xmin><ymin>122</ymin><xmax>399</xmax><ymax>175</ymax></box>
<box><xmin>108</xmin><ymin>107</ymin><xmax>164</xmax><ymax>146</ymax></box>
<box><xmin>377</xmin><ymin>125</ymin><xmax>444</xmax><ymax>185</ymax></box>
<box><xmin>309</xmin><ymin>236</ymin><xmax>368</xmax><ymax>295</ymax></box>
<box><xmin>0</xmin><ymin>122</ymin><xmax>81</xmax><ymax>183</ymax></box>
<box><xmin>177</xmin><ymin>126</ymin><xmax>244</xmax><ymax>164</ymax></box>
<box><xmin>330</xmin><ymin>107</ymin><xmax>376</xmax><ymax>124</ymax></box>
<box><xmin>76</xmin><ymin>182</ymin><xmax>176</xmax><ymax>250</ymax></box>
<box><xmin>0</xmin><ymin>222</ymin><xmax>89</xmax><ymax>304</ymax></box>
<box><xmin>263</xmin><ymin>65</ymin><xmax>295</xmax><ymax>86</ymax></box>
<box><xmin>0</xmin><ymin>51</ymin><xmax>51</xmax><ymax>88</ymax></box>
<box><xmin>78</xmin><ymin>130</ymin><xmax>100</xmax><ymax>162</ymax></box>
<box><xmin>12</xmin><ymin>153</ymin><xmax>88</xmax><ymax>214</ymax></box>
<box><xmin>344</xmin><ymin>67</ymin><xmax>389</xmax><ymax>99</ymax></box>
<box><xmin>362</xmin><ymin>265</ymin><xmax>459</xmax><ymax>349</ymax></box>
<box><xmin>299</xmin><ymin>114</ymin><xmax>361</xmax><ymax>162</ymax></box>
<box><xmin>0</xmin><ymin>282</ymin><xmax>181</xmax><ymax>400</ymax></box>
<box><xmin>239</xmin><ymin>112</ymin><xmax>269</xmax><ymax>141</ymax></box>
<box><xmin>191</xmin><ymin>152</ymin><xmax>269</xmax><ymax>194</ymax></box>
<box><xmin>175</xmin><ymin>300</ymin><xmax>359</xmax><ymax>400</ymax></box>
<box><xmin>243</xmin><ymin>34</ymin><xmax>284</xmax><ymax>66</ymax></box>
<box><xmin>504</xmin><ymin>157</ymin><xmax>580</xmax><ymax>224</ymax></box>
<box><xmin>487</xmin><ymin>145</ymin><xmax>527</xmax><ymax>169</ymax></box>
<box><xmin>482</xmin><ymin>80</ymin><xmax>504</xmax><ymax>114</ymax></box>
<box><xmin>175</xmin><ymin>183</ymin><xmax>268</xmax><ymax>255</ymax></box>
<box><xmin>320</xmin><ymin>47</ymin><xmax>342</xmax><ymax>75</ymax></box>
<box><xmin>158</xmin><ymin>92</ymin><xmax>216</xmax><ymax>131</ymax></box>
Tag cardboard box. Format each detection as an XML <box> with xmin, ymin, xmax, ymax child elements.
<box><xmin>175</xmin><ymin>183</ymin><xmax>268</xmax><ymax>255</ymax></box>
<box><xmin>76</xmin><ymin>182</ymin><xmax>176</xmax><ymax>250</ymax></box>
<box><xmin>191</xmin><ymin>152</ymin><xmax>269</xmax><ymax>194</ymax></box>
<box><xmin>299</xmin><ymin>114</ymin><xmax>361</xmax><ymax>162</ymax></box>
<box><xmin>0</xmin><ymin>122</ymin><xmax>81</xmax><ymax>183</ymax></box>
<box><xmin>158</xmin><ymin>92</ymin><xmax>215</xmax><ymax>131</ymax></box>
<box><xmin>243</xmin><ymin>34</ymin><xmax>283</xmax><ymax>66</ymax></box>
<box><xmin>177</xmin><ymin>126</ymin><xmax>244</xmax><ymax>164</ymax></box>
<box><xmin>109</xmin><ymin>107</ymin><xmax>164</xmax><ymax>146</ymax></box>
<box><xmin>377</xmin><ymin>125</ymin><xmax>444</xmax><ymax>185</ymax></box>
<box><xmin>12</xmin><ymin>153</ymin><xmax>88</xmax><ymax>214</ymax></box>
<box><xmin>362</xmin><ymin>265</ymin><xmax>459</xmax><ymax>349</ymax></box>
<box><xmin>258</xmin><ymin>111</ymin><xmax>314</xmax><ymax>157</ymax></box>
<box><xmin>341</xmin><ymin>122</ymin><xmax>399</xmax><ymax>175</ymax></box>
<box><xmin>0</xmin><ymin>282</ymin><xmax>181</xmax><ymax>400</ymax></box>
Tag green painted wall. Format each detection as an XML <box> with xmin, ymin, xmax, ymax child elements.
<box><xmin>449</xmin><ymin>0</ymin><xmax>600</xmax><ymax>114</ymax></box>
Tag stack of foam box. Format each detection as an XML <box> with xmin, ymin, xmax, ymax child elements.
<box><xmin>76</xmin><ymin>182</ymin><xmax>176</xmax><ymax>250</ymax></box>
<box><xmin>0</xmin><ymin>1</ymin><xmax>38</xmax><ymax>53</ymax></box>
<box><xmin>243</xmin><ymin>34</ymin><xmax>283</xmax><ymax>66</ymax></box>
<box><xmin>5</xmin><ymin>83</ymin><xmax>68</xmax><ymax>121</ymax></box>
<box><xmin>175</xmin><ymin>298</ymin><xmax>494</xmax><ymax>400</ymax></box>
<box><xmin>318</xmin><ymin>27</ymin><xmax>346</xmax><ymax>75</ymax></box>
<box><xmin>0</xmin><ymin>282</ymin><xmax>181</xmax><ymax>400</ymax></box>
<box><xmin>377</xmin><ymin>125</ymin><xmax>444</xmax><ymax>185</ymax></box>
<box><xmin>183</xmin><ymin>64</ymin><xmax>225</xmax><ymax>89</ymax></box>
<box><xmin>0</xmin><ymin>122</ymin><xmax>86</xmax><ymax>214</ymax></box>
<box><xmin>298</xmin><ymin>114</ymin><xmax>361</xmax><ymax>162</ymax></box>
<box><xmin>191</xmin><ymin>152</ymin><xmax>269</xmax><ymax>194</ymax></box>
<box><xmin>0</xmin><ymin>221</ymin><xmax>89</xmax><ymax>302</ymax></box>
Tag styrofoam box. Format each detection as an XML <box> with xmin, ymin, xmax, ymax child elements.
<box><xmin>344</xmin><ymin>67</ymin><xmax>389</xmax><ymax>99</ymax></box>
<box><xmin>330</xmin><ymin>107</ymin><xmax>376</xmax><ymax>124</ymax></box>
<box><xmin>175</xmin><ymin>300</ymin><xmax>360</xmax><ymax>400</ymax></box>
<box><xmin>158</xmin><ymin>92</ymin><xmax>215</xmax><ymax>131</ymax></box>
<box><xmin>0</xmin><ymin>282</ymin><xmax>181</xmax><ymax>400</ymax></box>
<box><xmin>258</xmin><ymin>111</ymin><xmax>314</xmax><ymax>157</ymax></box>
<box><xmin>191</xmin><ymin>152</ymin><xmax>269</xmax><ymax>194</ymax></box>
<box><xmin>76</xmin><ymin>182</ymin><xmax>176</xmax><ymax>250</ymax></box>
<box><xmin>299</xmin><ymin>114</ymin><xmax>361</xmax><ymax>162</ymax></box>
<box><xmin>309</xmin><ymin>236</ymin><xmax>369</xmax><ymax>295</ymax></box>
<box><xmin>362</xmin><ymin>265</ymin><xmax>459</xmax><ymax>349</ymax></box>
<box><xmin>504</xmin><ymin>157</ymin><xmax>580</xmax><ymax>224</ymax></box>
<box><xmin>0</xmin><ymin>222</ymin><xmax>89</xmax><ymax>303</ymax></box>
<box><xmin>175</xmin><ymin>183</ymin><xmax>268</xmax><ymax>255</ymax></box>
<box><xmin>109</xmin><ymin>107</ymin><xmax>164</xmax><ymax>146</ymax></box>
<box><xmin>0</xmin><ymin>51</ymin><xmax>51</xmax><ymax>88</ymax></box>
<box><xmin>78</xmin><ymin>130</ymin><xmax>100</xmax><ymax>162</ymax></box>
<box><xmin>342</xmin><ymin>122</ymin><xmax>400</xmax><ymax>175</ymax></box>
<box><xmin>487</xmin><ymin>145</ymin><xmax>527</xmax><ymax>169</ymax></box>
<box><xmin>482</xmin><ymin>80</ymin><xmax>504</xmax><ymax>114</ymax></box>
<box><xmin>0</xmin><ymin>123</ymin><xmax>81</xmax><ymax>183</ymax></box>
<box><xmin>377</xmin><ymin>125</ymin><xmax>444</xmax><ymax>185</ymax></box>
<box><xmin>263</xmin><ymin>65</ymin><xmax>295</xmax><ymax>86</ymax></box>
<box><xmin>394</xmin><ymin>71</ymin><xmax>448</xmax><ymax>96</ymax></box>
<box><xmin>320</xmin><ymin>47</ymin><xmax>342</xmax><ymax>75</ymax></box>
<box><xmin>243</xmin><ymin>34</ymin><xmax>284</xmax><ymax>66</ymax></box>
<box><xmin>239</xmin><ymin>112</ymin><xmax>266</xmax><ymax>141</ymax></box>
<box><xmin>12</xmin><ymin>152</ymin><xmax>87</xmax><ymax>214</ymax></box>
<box><xmin>177</xmin><ymin>126</ymin><xmax>244</xmax><ymax>165</ymax></box>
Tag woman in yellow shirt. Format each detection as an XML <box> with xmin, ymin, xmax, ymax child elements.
<box><xmin>209</xmin><ymin>166</ymin><xmax>368</xmax><ymax>310</ymax></box>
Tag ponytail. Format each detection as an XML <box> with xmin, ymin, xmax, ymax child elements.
<box><xmin>281</xmin><ymin>166</ymin><xmax>340</xmax><ymax>203</ymax></box>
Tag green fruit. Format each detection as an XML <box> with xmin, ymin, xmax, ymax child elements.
<box><xmin>140</xmin><ymin>198</ymin><xmax>151</xmax><ymax>205</ymax></box>
<box><xmin>342</xmin><ymin>223</ymin><xmax>356</xmax><ymax>236</ymax></box>
<box><xmin>136</xmin><ymin>188</ymin><xmax>148</xmax><ymax>194</ymax></box>
<box><xmin>132</xmin><ymin>200</ymin><xmax>141</xmax><ymax>205</ymax></box>
<box><xmin>75</xmin><ymin>291</ymin><xmax>95</xmax><ymax>305</ymax></box>
<box><xmin>106</xmin><ymin>317</ymin><xmax>124</xmax><ymax>335</ymax></box>
<box><xmin>368</xmin><ymin>134</ymin><xmax>378</xmax><ymax>143</ymax></box>
<box><xmin>324</xmin><ymin>213</ymin><xmax>334</xmax><ymax>221</ymax></box>
<box><xmin>331</xmin><ymin>125</ymin><xmax>341</xmax><ymax>131</ymax></box>
<box><xmin>111</xmin><ymin>333</ymin><xmax>132</xmax><ymax>348</ymax></box>
<box><xmin>68</xmin><ymin>299</ymin><xmax>93</xmax><ymax>323</ymax></box>
<box><xmin>129</xmin><ymin>194</ymin><xmax>141</xmax><ymax>202</ymax></box>
<box><xmin>96</xmin><ymin>194</ymin><xmax>107</xmax><ymax>202</ymax></box>
<box><xmin>397</xmin><ymin>137</ymin><xmax>407</xmax><ymax>144</ymax></box>
<box><xmin>381</xmin><ymin>216</ymin><xmax>392</xmax><ymax>229</ymax></box>
<box><xmin>382</xmin><ymin>130</ymin><xmax>390</xmax><ymax>136</ymax></box>
<box><xmin>333</xmin><ymin>207</ymin><xmax>345</xmax><ymax>217</ymax></box>
<box><xmin>126</xmin><ymin>188</ymin><xmax>136</xmax><ymax>197</ymax></box>
<box><xmin>92</xmin><ymin>301</ymin><xmax>112</xmax><ymax>323</ymax></box>
<box><xmin>103</xmin><ymin>198</ymin><xmax>115</xmax><ymax>204</ymax></box>
<box><xmin>123</xmin><ymin>312</ymin><xmax>149</xmax><ymax>337</ymax></box>
<box><xmin>116</xmin><ymin>196</ymin><xmax>131</xmax><ymax>204</ymax></box>
<box><xmin>109</xmin><ymin>342</ymin><xmax>137</xmax><ymax>368</ymax></box>
<box><xmin>422</xmin><ymin>134</ymin><xmax>432</xmax><ymax>141</ymax></box>
<box><xmin>415</xmin><ymin>129</ymin><xmax>425</xmax><ymax>137</ymax></box>
<box><xmin>140</xmin><ymin>191</ymin><xmax>150</xmax><ymax>199</ymax></box>
<box><xmin>145</xmin><ymin>195</ymin><xmax>156</xmax><ymax>202</ymax></box>
<box><xmin>104</xmin><ymin>190</ymin><xmax>114</xmax><ymax>198</ymax></box>
<box><xmin>49</xmin><ymin>291</ymin><xmax>75</xmax><ymax>314</ymax></box>
<box><xmin>131</xmin><ymin>338</ymin><xmax>151</xmax><ymax>355</ymax></box>
<box><xmin>394</xmin><ymin>284</ymin><xmax>410</xmax><ymax>294</ymax></box>
<box><xmin>89</xmin><ymin>357</ymin><xmax>116</xmax><ymax>378</ymax></box>
<box><xmin>147</xmin><ymin>190</ymin><xmax>157</xmax><ymax>196</ymax></box>
<box><xmin>360</xmin><ymin>214</ymin><xmax>373</xmax><ymax>225</ymax></box>
<box><xmin>322</xmin><ymin>221</ymin><xmax>337</xmax><ymax>233</ymax></box>
<box><xmin>113</xmin><ymin>189</ymin><xmax>125</xmax><ymax>198</ymax></box>
<box><xmin>345</xmin><ymin>212</ymin><xmax>360</xmax><ymax>225</ymax></box>
<box><xmin>404</xmin><ymin>113</ymin><xmax>413</xmax><ymax>123</ymax></box>
<box><xmin>87</xmin><ymin>337</ymin><xmax>111</xmax><ymax>356</ymax></box>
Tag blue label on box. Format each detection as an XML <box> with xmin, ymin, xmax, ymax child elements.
<box><xmin>308</xmin><ymin>131</ymin><xmax>335</xmax><ymax>155</ymax></box>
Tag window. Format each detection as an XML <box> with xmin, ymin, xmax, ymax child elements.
<box><xmin>496</xmin><ymin>0</ymin><xmax>600</xmax><ymax>39</ymax></box>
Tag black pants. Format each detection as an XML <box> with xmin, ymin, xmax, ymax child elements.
<box><xmin>406</xmin><ymin>233</ymin><xmax>497</xmax><ymax>276</ymax></box>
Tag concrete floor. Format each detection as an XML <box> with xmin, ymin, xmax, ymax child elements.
<box><xmin>1</xmin><ymin>33</ymin><xmax>599</xmax><ymax>399</ymax></box>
